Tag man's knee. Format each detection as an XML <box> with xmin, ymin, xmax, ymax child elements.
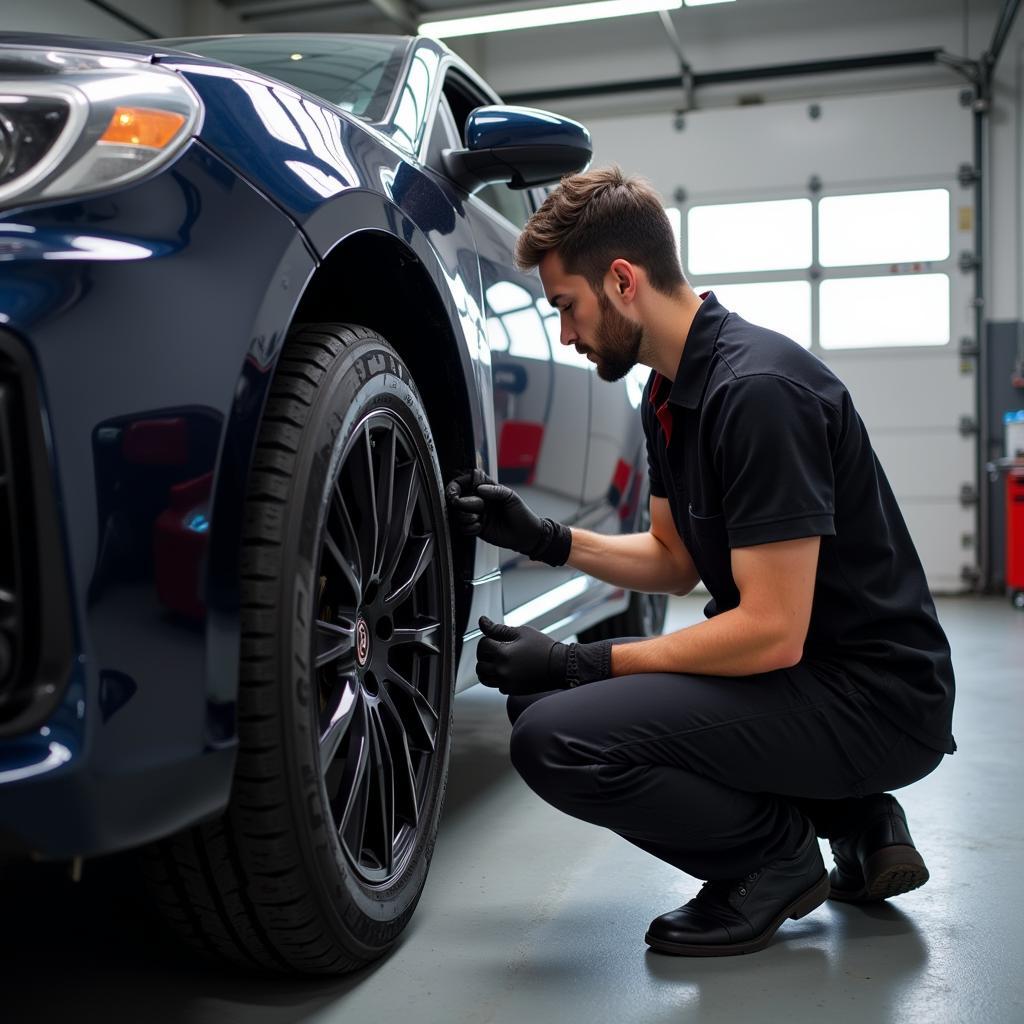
<box><xmin>505</xmin><ymin>687</ymin><xmax>562</xmax><ymax>727</ymax></box>
<box><xmin>506</xmin><ymin>693</ymin><xmax>533</xmax><ymax>727</ymax></box>
<box><xmin>508</xmin><ymin>699</ymin><xmax>575</xmax><ymax>798</ymax></box>
<box><xmin>508</xmin><ymin>704</ymin><xmax>546</xmax><ymax>781</ymax></box>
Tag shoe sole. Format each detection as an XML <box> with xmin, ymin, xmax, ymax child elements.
<box><xmin>828</xmin><ymin>844</ymin><xmax>929</xmax><ymax>903</ymax></box>
<box><xmin>643</xmin><ymin>870</ymin><xmax>831</xmax><ymax>957</ymax></box>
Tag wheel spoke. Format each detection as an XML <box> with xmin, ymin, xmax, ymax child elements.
<box><xmin>384</xmin><ymin>533</ymin><xmax>434</xmax><ymax>607</ymax></box>
<box><xmin>327</xmin><ymin>485</ymin><xmax>363</xmax><ymax>597</ymax></box>
<box><xmin>351</xmin><ymin>422</ymin><xmax>381</xmax><ymax>583</ymax></box>
<box><xmin>372</xmin><ymin>421</ymin><xmax>398</xmax><ymax>580</ymax></box>
<box><xmin>368</xmin><ymin>705</ymin><xmax>396</xmax><ymax>876</ymax></box>
<box><xmin>320</xmin><ymin>674</ymin><xmax>358</xmax><ymax>768</ymax></box>
<box><xmin>379</xmin><ymin>689</ymin><xmax>419</xmax><ymax>828</ymax></box>
<box><xmin>379</xmin><ymin>459</ymin><xmax>420</xmax><ymax>587</ymax></box>
<box><xmin>386</xmin><ymin>668</ymin><xmax>439</xmax><ymax>753</ymax></box>
<box><xmin>389</xmin><ymin>618</ymin><xmax>442</xmax><ymax>656</ymax></box>
<box><xmin>337</xmin><ymin>700</ymin><xmax>371</xmax><ymax>856</ymax></box>
<box><xmin>315</xmin><ymin>616</ymin><xmax>355</xmax><ymax>670</ymax></box>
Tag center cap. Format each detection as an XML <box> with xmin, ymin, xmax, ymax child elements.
<box><xmin>355</xmin><ymin>618</ymin><xmax>371</xmax><ymax>667</ymax></box>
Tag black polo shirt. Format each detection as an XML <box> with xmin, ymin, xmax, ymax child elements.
<box><xmin>642</xmin><ymin>292</ymin><xmax>956</xmax><ymax>755</ymax></box>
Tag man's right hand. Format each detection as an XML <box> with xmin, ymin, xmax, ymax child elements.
<box><xmin>445</xmin><ymin>469</ymin><xmax>572</xmax><ymax>566</ymax></box>
<box><xmin>445</xmin><ymin>469</ymin><xmax>547</xmax><ymax>553</ymax></box>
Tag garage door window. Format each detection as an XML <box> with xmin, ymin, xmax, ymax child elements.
<box><xmin>819</xmin><ymin>189</ymin><xmax>949</xmax><ymax>267</ymax></box>
<box><xmin>684</xmin><ymin>187</ymin><xmax>952</xmax><ymax>351</ymax></box>
<box><xmin>820</xmin><ymin>274</ymin><xmax>950</xmax><ymax>349</ymax></box>
<box><xmin>687</xmin><ymin>199</ymin><xmax>812</xmax><ymax>274</ymax></box>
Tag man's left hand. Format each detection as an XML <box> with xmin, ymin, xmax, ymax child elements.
<box><xmin>476</xmin><ymin>616</ymin><xmax>568</xmax><ymax>695</ymax></box>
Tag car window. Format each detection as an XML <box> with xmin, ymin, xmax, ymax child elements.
<box><xmin>155</xmin><ymin>35</ymin><xmax>407</xmax><ymax>122</ymax></box>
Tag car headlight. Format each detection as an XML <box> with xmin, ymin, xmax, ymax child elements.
<box><xmin>0</xmin><ymin>47</ymin><xmax>202</xmax><ymax>209</ymax></box>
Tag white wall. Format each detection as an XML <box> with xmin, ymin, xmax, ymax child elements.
<box><xmin>2</xmin><ymin>0</ymin><xmax>250</xmax><ymax>39</ymax></box>
<box><xmin>3</xmin><ymin>0</ymin><xmax>188</xmax><ymax>39</ymax></box>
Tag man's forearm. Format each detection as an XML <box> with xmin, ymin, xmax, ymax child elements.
<box><xmin>566</xmin><ymin>527</ymin><xmax>699</xmax><ymax>595</ymax></box>
<box><xmin>610</xmin><ymin>606</ymin><xmax>800</xmax><ymax>678</ymax></box>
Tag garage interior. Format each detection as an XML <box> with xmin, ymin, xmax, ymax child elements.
<box><xmin>3</xmin><ymin>0</ymin><xmax>1023</xmax><ymax>1021</ymax></box>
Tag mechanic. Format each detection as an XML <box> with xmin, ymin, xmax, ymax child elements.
<box><xmin>445</xmin><ymin>166</ymin><xmax>956</xmax><ymax>958</ymax></box>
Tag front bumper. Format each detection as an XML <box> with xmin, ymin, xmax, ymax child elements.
<box><xmin>0</xmin><ymin>140</ymin><xmax>314</xmax><ymax>860</ymax></box>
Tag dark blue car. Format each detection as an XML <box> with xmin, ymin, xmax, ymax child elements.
<box><xmin>0</xmin><ymin>31</ymin><xmax>665</xmax><ymax>974</ymax></box>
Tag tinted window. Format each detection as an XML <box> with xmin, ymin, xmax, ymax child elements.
<box><xmin>155</xmin><ymin>35</ymin><xmax>407</xmax><ymax>122</ymax></box>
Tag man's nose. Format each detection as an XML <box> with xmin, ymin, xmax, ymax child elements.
<box><xmin>560</xmin><ymin>321</ymin><xmax>578</xmax><ymax>346</ymax></box>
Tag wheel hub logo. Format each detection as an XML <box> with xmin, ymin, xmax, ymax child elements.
<box><xmin>356</xmin><ymin>618</ymin><xmax>370</xmax><ymax>666</ymax></box>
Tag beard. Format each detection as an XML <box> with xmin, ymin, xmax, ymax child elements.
<box><xmin>592</xmin><ymin>289</ymin><xmax>643</xmax><ymax>382</ymax></box>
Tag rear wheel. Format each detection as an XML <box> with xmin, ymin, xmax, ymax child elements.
<box><xmin>144</xmin><ymin>324</ymin><xmax>455</xmax><ymax>975</ymax></box>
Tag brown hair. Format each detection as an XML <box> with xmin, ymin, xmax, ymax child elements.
<box><xmin>515</xmin><ymin>165</ymin><xmax>686</xmax><ymax>296</ymax></box>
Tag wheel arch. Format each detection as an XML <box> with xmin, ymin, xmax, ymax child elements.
<box><xmin>292</xmin><ymin>228</ymin><xmax>481</xmax><ymax>649</ymax></box>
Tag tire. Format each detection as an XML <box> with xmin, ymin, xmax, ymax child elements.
<box><xmin>144</xmin><ymin>324</ymin><xmax>456</xmax><ymax>975</ymax></box>
<box><xmin>576</xmin><ymin>475</ymin><xmax>668</xmax><ymax>643</ymax></box>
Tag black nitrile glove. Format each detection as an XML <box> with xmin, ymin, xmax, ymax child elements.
<box><xmin>445</xmin><ymin>469</ymin><xmax>572</xmax><ymax>567</ymax></box>
<box><xmin>475</xmin><ymin>615</ymin><xmax>614</xmax><ymax>695</ymax></box>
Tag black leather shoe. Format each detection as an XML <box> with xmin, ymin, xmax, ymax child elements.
<box><xmin>644</xmin><ymin>822</ymin><xmax>829</xmax><ymax>957</ymax></box>
<box><xmin>828</xmin><ymin>794</ymin><xmax>929</xmax><ymax>903</ymax></box>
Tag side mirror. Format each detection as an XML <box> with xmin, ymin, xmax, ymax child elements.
<box><xmin>442</xmin><ymin>105</ymin><xmax>592</xmax><ymax>194</ymax></box>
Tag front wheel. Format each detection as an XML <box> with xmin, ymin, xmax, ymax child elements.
<box><xmin>145</xmin><ymin>324</ymin><xmax>456</xmax><ymax>975</ymax></box>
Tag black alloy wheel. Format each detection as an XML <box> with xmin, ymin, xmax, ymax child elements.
<box><xmin>316</xmin><ymin>409</ymin><xmax>446</xmax><ymax>885</ymax></box>
<box><xmin>145</xmin><ymin>324</ymin><xmax>456</xmax><ymax>976</ymax></box>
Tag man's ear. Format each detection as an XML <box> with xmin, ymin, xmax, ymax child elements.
<box><xmin>608</xmin><ymin>258</ymin><xmax>638</xmax><ymax>301</ymax></box>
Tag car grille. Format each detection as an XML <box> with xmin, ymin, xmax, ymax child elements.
<box><xmin>0</xmin><ymin>336</ymin><xmax>73</xmax><ymax>737</ymax></box>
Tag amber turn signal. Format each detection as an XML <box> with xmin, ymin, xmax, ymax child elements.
<box><xmin>99</xmin><ymin>107</ymin><xmax>186</xmax><ymax>148</ymax></box>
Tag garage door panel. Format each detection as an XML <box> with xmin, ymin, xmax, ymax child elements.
<box><xmin>866</xmin><ymin>431</ymin><xmax>973</xmax><ymax>499</ymax></box>
<box><xmin>897</xmin><ymin>500</ymin><xmax>974</xmax><ymax>594</ymax></box>
<box><xmin>588</xmin><ymin>89</ymin><xmax>970</xmax><ymax>199</ymax></box>
<box><xmin>827</xmin><ymin>352</ymin><xmax>973</xmax><ymax>431</ymax></box>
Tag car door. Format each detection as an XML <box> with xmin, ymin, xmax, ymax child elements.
<box><xmin>427</xmin><ymin>76</ymin><xmax>592</xmax><ymax>617</ymax></box>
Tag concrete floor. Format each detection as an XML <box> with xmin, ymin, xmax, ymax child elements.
<box><xmin>3</xmin><ymin>595</ymin><xmax>1022</xmax><ymax>1023</ymax></box>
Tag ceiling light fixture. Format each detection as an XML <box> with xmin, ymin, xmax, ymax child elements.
<box><xmin>684</xmin><ymin>0</ymin><xmax>736</xmax><ymax>6</ymax></box>
<box><xmin>419</xmin><ymin>0</ymin><xmax>683</xmax><ymax>39</ymax></box>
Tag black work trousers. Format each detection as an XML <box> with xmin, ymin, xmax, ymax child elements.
<box><xmin>506</xmin><ymin>646</ymin><xmax>945</xmax><ymax>881</ymax></box>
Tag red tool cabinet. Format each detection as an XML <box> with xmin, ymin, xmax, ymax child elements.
<box><xmin>1008</xmin><ymin>464</ymin><xmax>1024</xmax><ymax>608</ymax></box>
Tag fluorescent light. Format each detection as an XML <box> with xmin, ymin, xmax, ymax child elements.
<box><xmin>419</xmin><ymin>0</ymin><xmax>683</xmax><ymax>39</ymax></box>
<box><xmin>684</xmin><ymin>0</ymin><xmax>735</xmax><ymax>5</ymax></box>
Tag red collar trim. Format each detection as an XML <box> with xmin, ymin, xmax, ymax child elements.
<box><xmin>649</xmin><ymin>371</ymin><xmax>673</xmax><ymax>446</ymax></box>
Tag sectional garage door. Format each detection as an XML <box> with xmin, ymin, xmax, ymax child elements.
<box><xmin>586</xmin><ymin>86</ymin><xmax>975</xmax><ymax>593</ymax></box>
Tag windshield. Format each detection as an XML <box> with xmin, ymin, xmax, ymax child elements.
<box><xmin>155</xmin><ymin>34</ymin><xmax>408</xmax><ymax>122</ymax></box>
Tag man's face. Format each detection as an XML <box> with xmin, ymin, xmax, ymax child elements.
<box><xmin>539</xmin><ymin>251</ymin><xmax>643</xmax><ymax>382</ymax></box>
